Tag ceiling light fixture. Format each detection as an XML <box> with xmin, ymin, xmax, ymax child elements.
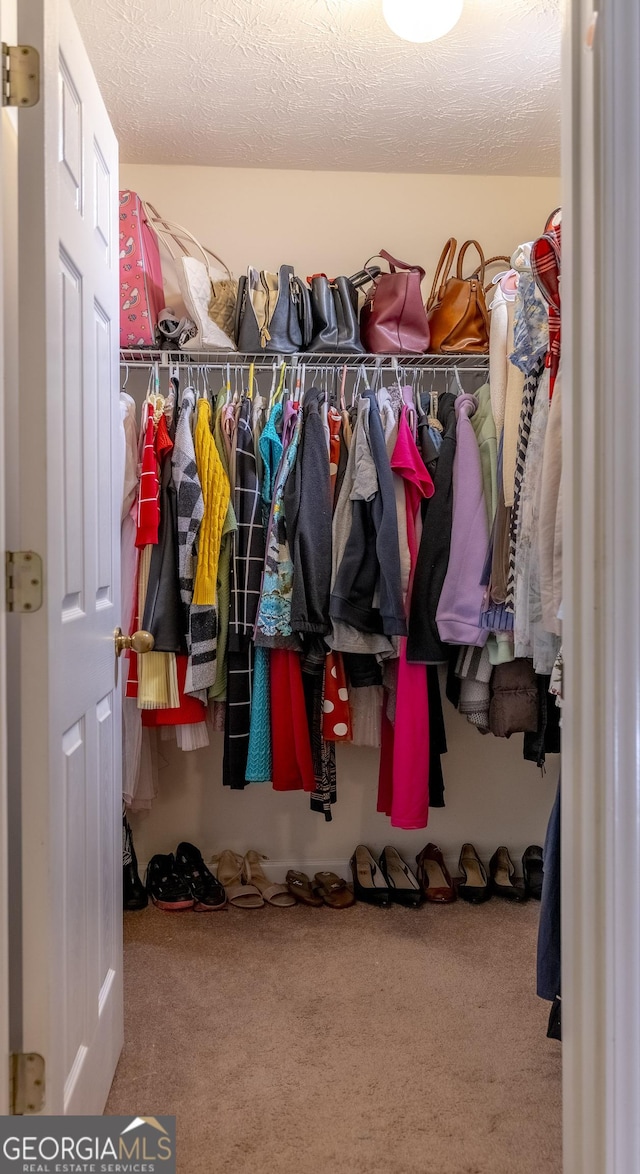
<box><xmin>382</xmin><ymin>0</ymin><xmax>464</xmax><ymax>43</ymax></box>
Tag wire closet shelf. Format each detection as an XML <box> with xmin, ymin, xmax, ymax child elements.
<box><xmin>119</xmin><ymin>349</ymin><xmax>490</xmax><ymax>372</ymax></box>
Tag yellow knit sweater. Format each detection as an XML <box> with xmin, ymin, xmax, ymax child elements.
<box><xmin>193</xmin><ymin>398</ymin><xmax>231</xmax><ymax>606</ymax></box>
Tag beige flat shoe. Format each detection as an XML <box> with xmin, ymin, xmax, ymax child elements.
<box><xmin>243</xmin><ymin>851</ymin><xmax>297</xmax><ymax>907</ymax></box>
<box><xmin>212</xmin><ymin>849</ymin><xmax>264</xmax><ymax>909</ymax></box>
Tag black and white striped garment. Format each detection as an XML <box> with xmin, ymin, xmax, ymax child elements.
<box><xmin>505</xmin><ymin>358</ymin><xmax>544</xmax><ymax>613</ymax></box>
<box><xmin>224</xmin><ymin>397</ymin><xmax>266</xmax><ymax>789</ymax></box>
<box><xmin>172</xmin><ymin>389</ymin><xmax>217</xmax><ymax>696</ymax></box>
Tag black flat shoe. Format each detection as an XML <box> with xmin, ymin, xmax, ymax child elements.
<box><xmin>379</xmin><ymin>846</ymin><xmax>423</xmax><ymax>907</ymax></box>
<box><xmin>146</xmin><ymin>853</ymin><xmax>195</xmax><ymax>911</ymax></box>
<box><xmin>123</xmin><ymin>813</ymin><xmax>147</xmax><ymax>911</ymax></box>
<box><xmin>175</xmin><ymin>842</ymin><xmax>227</xmax><ymax>911</ymax></box>
<box><xmin>458</xmin><ymin>843</ymin><xmax>491</xmax><ymax>904</ymax></box>
<box><xmin>489</xmin><ymin>846</ymin><xmax>528</xmax><ymax>902</ymax></box>
<box><xmin>522</xmin><ymin>845</ymin><xmax>544</xmax><ymax>900</ymax></box>
<box><xmin>350</xmin><ymin>845</ymin><xmax>391</xmax><ymax>907</ymax></box>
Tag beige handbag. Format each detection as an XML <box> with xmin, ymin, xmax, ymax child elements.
<box><xmin>143</xmin><ymin>203</ymin><xmax>237</xmax><ymax>350</ymax></box>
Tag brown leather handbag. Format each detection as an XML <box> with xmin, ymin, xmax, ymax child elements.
<box><xmin>426</xmin><ymin>239</ymin><xmax>510</xmax><ymax>354</ymax></box>
<box><xmin>360</xmin><ymin>249</ymin><xmax>430</xmax><ymax>354</ymax></box>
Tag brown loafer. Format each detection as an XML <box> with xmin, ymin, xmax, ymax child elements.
<box><xmin>286</xmin><ymin>870</ymin><xmax>323</xmax><ymax>907</ymax></box>
<box><xmin>416</xmin><ymin>843</ymin><xmax>457</xmax><ymax>903</ymax></box>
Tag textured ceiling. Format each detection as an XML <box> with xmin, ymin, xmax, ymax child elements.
<box><xmin>71</xmin><ymin>0</ymin><xmax>560</xmax><ymax>175</ymax></box>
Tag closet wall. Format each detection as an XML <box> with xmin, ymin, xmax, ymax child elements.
<box><xmin>121</xmin><ymin>165</ymin><xmax>559</xmax><ymax>291</ymax></box>
<box><xmin>121</xmin><ymin>162</ymin><xmax>561</xmax><ymax>871</ymax></box>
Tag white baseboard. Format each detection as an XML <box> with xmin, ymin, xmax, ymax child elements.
<box><xmin>136</xmin><ymin>856</ymin><xmax>353</xmax><ymax>879</ymax></box>
<box><xmin>260</xmin><ymin>859</ymin><xmax>352</xmax><ymax>880</ymax></box>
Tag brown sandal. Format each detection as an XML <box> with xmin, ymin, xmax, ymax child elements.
<box><xmin>313</xmin><ymin>871</ymin><xmax>355</xmax><ymax>909</ymax></box>
<box><xmin>286</xmin><ymin>870</ymin><xmax>323</xmax><ymax>907</ymax></box>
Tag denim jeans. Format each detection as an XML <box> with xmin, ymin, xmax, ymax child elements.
<box><xmin>537</xmin><ymin>781</ymin><xmax>561</xmax><ymax>1002</ymax></box>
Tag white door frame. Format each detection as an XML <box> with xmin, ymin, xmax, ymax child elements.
<box><xmin>0</xmin><ymin>1</ymin><xmax>10</xmax><ymax>1116</ymax></box>
<box><xmin>0</xmin><ymin>0</ymin><xmax>22</xmax><ymax>1116</ymax></box>
<box><xmin>562</xmin><ymin>0</ymin><xmax>640</xmax><ymax>1169</ymax></box>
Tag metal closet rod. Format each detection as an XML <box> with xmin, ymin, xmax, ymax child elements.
<box><xmin>119</xmin><ymin>348</ymin><xmax>490</xmax><ymax>372</ymax></box>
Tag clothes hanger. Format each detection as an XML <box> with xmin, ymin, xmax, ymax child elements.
<box><xmin>428</xmin><ymin>389</ymin><xmax>442</xmax><ymax>431</ymax></box>
<box><xmin>142</xmin><ymin>367</ymin><xmax>154</xmax><ymax>421</ymax></box>
<box><xmin>232</xmin><ymin>364</ymin><xmax>241</xmax><ymax>404</ymax></box>
<box><xmin>121</xmin><ymin>364</ymin><xmax>129</xmax><ymax>393</ymax></box>
<box><xmin>272</xmin><ymin>361</ymin><xmax>287</xmax><ymax>406</ymax></box>
<box><xmin>425</xmin><ymin>370</ymin><xmax>442</xmax><ymax>432</ymax></box>
<box><xmin>266</xmin><ymin>360</ymin><xmax>278</xmax><ymax>409</ymax></box>
<box><xmin>165</xmin><ymin>373</ymin><xmax>179</xmax><ymax>422</ymax></box>
<box><xmin>330</xmin><ymin>366</ymin><xmax>339</xmax><ymax>408</ymax></box>
<box><xmin>293</xmin><ymin>363</ymin><xmax>306</xmax><ymax>409</ymax></box>
<box><xmin>400</xmin><ymin>372</ymin><xmax>416</xmax><ymax>436</ymax></box>
<box><xmin>339</xmin><ymin>364</ymin><xmax>348</xmax><ymax>412</ymax></box>
<box><xmin>143</xmin><ymin>364</ymin><xmax>165</xmax><ymax>427</ymax></box>
<box><xmin>414</xmin><ymin>370</ymin><xmax>427</xmax><ymax>424</ymax></box>
<box><xmin>286</xmin><ymin>356</ymin><xmax>298</xmax><ymax>407</ymax></box>
<box><xmin>174</xmin><ymin>364</ymin><xmax>188</xmax><ymax>408</ymax></box>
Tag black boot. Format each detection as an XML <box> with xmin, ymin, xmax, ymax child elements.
<box><xmin>123</xmin><ymin>810</ymin><xmax>148</xmax><ymax>911</ymax></box>
<box><xmin>547</xmin><ymin>996</ymin><xmax>562</xmax><ymax>1041</ymax></box>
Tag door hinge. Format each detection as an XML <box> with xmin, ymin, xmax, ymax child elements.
<box><xmin>5</xmin><ymin>551</ymin><xmax>43</xmax><ymax>613</ymax></box>
<box><xmin>1</xmin><ymin>43</ymin><xmax>40</xmax><ymax>108</ymax></box>
<box><xmin>9</xmin><ymin>1053</ymin><xmax>45</xmax><ymax>1115</ymax></box>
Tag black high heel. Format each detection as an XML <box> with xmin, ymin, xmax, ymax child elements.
<box><xmin>378</xmin><ymin>847</ymin><xmax>423</xmax><ymax>908</ymax></box>
<box><xmin>458</xmin><ymin>843</ymin><xmax>491</xmax><ymax>904</ymax></box>
<box><xmin>489</xmin><ymin>846</ymin><xmax>528</xmax><ymax>902</ymax></box>
<box><xmin>350</xmin><ymin>845</ymin><xmax>391</xmax><ymax>907</ymax></box>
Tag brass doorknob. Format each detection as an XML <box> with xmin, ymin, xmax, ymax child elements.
<box><xmin>114</xmin><ymin>627</ymin><xmax>155</xmax><ymax>656</ymax></box>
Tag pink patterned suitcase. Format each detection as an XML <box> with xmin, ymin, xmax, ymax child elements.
<box><xmin>119</xmin><ymin>190</ymin><xmax>164</xmax><ymax>347</ymax></box>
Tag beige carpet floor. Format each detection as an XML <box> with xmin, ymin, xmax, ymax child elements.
<box><xmin>106</xmin><ymin>899</ymin><xmax>562</xmax><ymax>1174</ymax></box>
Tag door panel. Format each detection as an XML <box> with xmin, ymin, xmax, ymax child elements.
<box><xmin>18</xmin><ymin>0</ymin><xmax>121</xmax><ymax>1114</ymax></box>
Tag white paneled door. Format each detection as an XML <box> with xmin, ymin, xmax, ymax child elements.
<box><xmin>16</xmin><ymin>0</ymin><xmax>122</xmax><ymax>1113</ymax></box>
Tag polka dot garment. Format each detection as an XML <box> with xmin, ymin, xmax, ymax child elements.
<box><xmin>322</xmin><ymin>651</ymin><xmax>353</xmax><ymax>742</ymax></box>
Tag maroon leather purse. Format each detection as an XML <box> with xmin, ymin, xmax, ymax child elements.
<box><xmin>360</xmin><ymin>249</ymin><xmax>430</xmax><ymax>354</ymax></box>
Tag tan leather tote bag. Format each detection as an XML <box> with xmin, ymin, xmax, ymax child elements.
<box><xmin>427</xmin><ymin>239</ymin><xmax>510</xmax><ymax>354</ymax></box>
